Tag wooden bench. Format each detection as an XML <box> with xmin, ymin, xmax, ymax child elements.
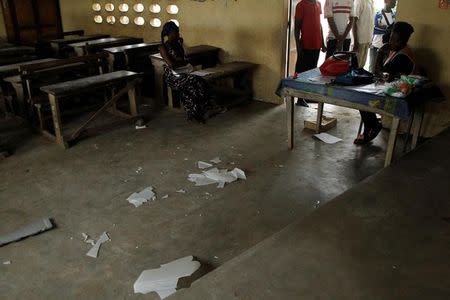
<box><xmin>150</xmin><ymin>45</ymin><xmax>221</xmax><ymax>108</ymax></box>
<box><xmin>69</xmin><ymin>37</ymin><xmax>144</xmax><ymax>56</ymax></box>
<box><xmin>167</xmin><ymin>62</ymin><xmax>257</xmax><ymax>109</ymax></box>
<box><xmin>4</xmin><ymin>53</ymin><xmax>107</xmax><ymax>121</ymax></box>
<box><xmin>40</xmin><ymin>71</ymin><xmax>142</xmax><ymax>148</ymax></box>
<box><xmin>50</xmin><ymin>34</ymin><xmax>111</xmax><ymax>58</ymax></box>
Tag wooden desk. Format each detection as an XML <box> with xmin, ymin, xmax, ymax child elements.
<box><xmin>50</xmin><ymin>34</ymin><xmax>110</xmax><ymax>57</ymax></box>
<box><xmin>103</xmin><ymin>42</ymin><xmax>160</xmax><ymax>71</ymax></box>
<box><xmin>40</xmin><ymin>71</ymin><xmax>142</xmax><ymax>148</ymax></box>
<box><xmin>277</xmin><ymin>69</ymin><xmax>429</xmax><ymax>167</ymax></box>
<box><xmin>0</xmin><ymin>46</ymin><xmax>35</xmax><ymax>57</ymax></box>
<box><xmin>69</xmin><ymin>37</ymin><xmax>144</xmax><ymax>56</ymax></box>
<box><xmin>150</xmin><ymin>45</ymin><xmax>221</xmax><ymax>108</ymax></box>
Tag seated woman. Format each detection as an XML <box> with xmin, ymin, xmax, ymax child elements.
<box><xmin>160</xmin><ymin>21</ymin><xmax>224</xmax><ymax>123</ymax></box>
<box><xmin>355</xmin><ymin>22</ymin><xmax>415</xmax><ymax>145</ymax></box>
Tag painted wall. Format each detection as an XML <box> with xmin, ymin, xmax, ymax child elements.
<box><xmin>58</xmin><ymin>0</ymin><xmax>288</xmax><ymax>104</ymax></box>
<box><xmin>397</xmin><ymin>0</ymin><xmax>450</xmax><ymax>137</ymax></box>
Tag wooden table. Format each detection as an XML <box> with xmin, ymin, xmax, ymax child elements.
<box><xmin>0</xmin><ymin>46</ymin><xmax>35</xmax><ymax>57</ymax></box>
<box><xmin>50</xmin><ymin>34</ymin><xmax>110</xmax><ymax>57</ymax></box>
<box><xmin>69</xmin><ymin>37</ymin><xmax>144</xmax><ymax>56</ymax></box>
<box><xmin>40</xmin><ymin>71</ymin><xmax>142</xmax><ymax>148</ymax></box>
<box><xmin>277</xmin><ymin>69</ymin><xmax>428</xmax><ymax>167</ymax></box>
<box><xmin>150</xmin><ymin>45</ymin><xmax>221</xmax><ymax>108</ymax></box>
<box><xmin>103</xmin><ymin>42</ymin><xmax>160</xmax><ymax>71</ymax></box>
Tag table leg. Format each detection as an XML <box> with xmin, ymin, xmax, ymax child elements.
<box><xmin>316</xmin><ymin>102</ymin><xmax>324</xmax><ymax>133</ymax></box>
<box><xmin>384</xmin><ymin>117</ymin><xmax>400</xmax><ymax>167</ymax></box>
<box><xmin>127</xmin><ymin>83</ymin><xmax>138</xmax><ymax>116</ymax></box>
<box><xmin>48</xmin><ymin>95</ymin><xmax>68</xmax><ymax>149</ymax></box>
<box><xmin>412</xmin><ymin>103</ymin><xmax>425</xmax><ymax>150</ymax></box>
<box><xmin>286</xmin><ymin>96</ymin><xmax>294</xmax><ymax>149</ymax></box>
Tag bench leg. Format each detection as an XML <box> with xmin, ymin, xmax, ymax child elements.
<box><xmin>316</xmin><ymin>102</ymin><xmax>324</xmax><ymax>133</ymax></box>
<box><xmin>48</xmin><ymin>95</ymin><xmax>68</xmax><ymax>149</ymax></box>
<box><xmin>286</xmin><ymin>96</ymin><xmax>295</xmax><ymax>150</ymax></box>
<box><xmin>127</xmin><ymin>84</ymin><xmax>138</xmax><ymax>116</ymax></box>
<box><xmin>167</xmin><ymin>86</ymin><xmax>174</xmax><ymax>109</ymax></box>
<box><xmin>412</xmin><ymin>103</ymin><xmax>425</xmax><ymax>150</ymax></box>
<box><xmin>384</xmin><ymin>117</ymin><xmax>400</xmax><ymax>167</ymax></box>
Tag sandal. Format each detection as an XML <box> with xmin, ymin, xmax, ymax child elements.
<box><xmin>354</xmin><ymin>124</ymin><xmax>382</xmax><ymax>145</ymax></box>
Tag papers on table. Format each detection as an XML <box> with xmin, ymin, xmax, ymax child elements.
<box><xmin>308</xmin><ymin>75</ymin><xmax>335</xmax><ymax>84</ymax></box>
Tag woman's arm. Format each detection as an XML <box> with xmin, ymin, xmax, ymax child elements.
<box><xmin>160</xmin><ymin>45</ymin><xmax>174</xmax><ymax>68</ymax></box>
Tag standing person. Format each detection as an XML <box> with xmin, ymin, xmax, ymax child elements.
<box><xmin>352</xmin><ymin>0</ymin><xmax>375</xmax><ymax>68</ymax></box>
<box><xmin>294</xmin><ymin>0</ymin><xmax>327</xmax><ymax>106</ymax></box>
<box><xmin>324</xmin><ymin>0</ymin><xmax>355</xmax><ymax>58</ymax></box>
<box><xmin>369</xmin><ymin>0</ymin><xmax>397</xmax><ymax>72</ymax></box>
<box><xmin>294</xmin><ymin>0</ymin><xmax>327</xmax><ymax>76</ymax></box>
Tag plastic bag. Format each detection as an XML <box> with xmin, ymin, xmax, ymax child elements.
<box><xmin>384</xmin><ymin>75</ymin><xmax>428</xmax><ymax>98</ymax></box>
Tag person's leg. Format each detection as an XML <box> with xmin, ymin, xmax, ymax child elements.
<box><xmin>343</xmin><ymin>39</ymin><xmax>351</xmax><ymax>52</ymax></box>
<box><xmin>306</xmin><ymin>49</ymin><xmax>321</xmax><ymax>70</ymax></box>
<box><xmin>326</xmin><ymin>39</ymin><xmax>336</xmax><ymax>58</ymax></box>
<box><xmin>358</xmin><ymin>43</ymin><xmax>370</xmax><ymax>69</ymax></box>
<box><xmin>295</xmin><ymin>49</ymin><xmax>321</xmax><ymax>106</ymax></box>
<box><xmin>369</xmin><ymin>46</ymin><xmax>378</xmax><ymax>73</ymax></box>
<box><xmin>355</xmin><ymin>111</ymin><xmax>382</xmax><ymax>144</ymax></box>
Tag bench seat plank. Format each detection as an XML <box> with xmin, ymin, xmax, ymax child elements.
<box><xmin>41</xmin><ymin>70</ymin><xmax>140</xmax><ymax>97</ymax></box>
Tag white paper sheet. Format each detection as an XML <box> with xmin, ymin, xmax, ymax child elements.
<box><xmin>134</xmin><ymin>256</ymin><xmax>201</xmax><ymax>299</ymax></box>
<box><xmin>308</xmin><ymin>75</ymin><xmax>335</xmax><ymax>84</ymax></box>
<box><xmin>210</xmin><ymin>157</ymin><xmax>221</xmax><ymax>164</ymax></box>
<box><xmin>127</xmin><ymin>187</ymin><xmax>156</xmax><ymax>208</ymax></box>
<box><xmin>313</xmin><ymin>133</ymin><xmax>343</xmax><ymax>144</ymax></box>
<box><xmin>0</xmin><ymin>218</ymin><xmax>54</xmax><ymax>247</ymax></box>
<box><xmin>197</xmin><ymin>161</ymin><xmax>213</xmax><ymax>169</ymax></box>
<box><xmin>188</xmin><ymin>167</ymin><xmax>246</xmax><ymax>188</ymax></box>
<box><xmin>86</xmin><ymin>232</ymin><xmax>110</xmax><ymax>259</ymax></box>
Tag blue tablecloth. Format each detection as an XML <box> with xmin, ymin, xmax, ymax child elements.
<box><xmin>276</xmin><ymin>68</ymin><xmax>412</xmax><ymax>119</ymax></box>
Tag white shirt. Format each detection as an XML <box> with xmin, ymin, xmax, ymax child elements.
<box><xmin>372</xmin><ymin>11</ymin><xmax>395</xmax><ymax>48</ymax></box>
<box><xmin>324</xmin><ymin>0</ymin><xmax>356</xmax><ymax>40</ymax></box>
<box><xmin>354</xmin><ymin>0</ymin><xmax>375</xmax><ymax>44</ymax></box>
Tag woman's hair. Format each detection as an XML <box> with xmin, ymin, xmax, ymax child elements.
<box><xmin>392</xmin><ymin>21</ymin><xmax>414</xmax><ymax>44</ymax></box>
<box><xmin>161</xmin><ymin>21</ymin><xmax>179</xmax><ymax>43</ymax></box>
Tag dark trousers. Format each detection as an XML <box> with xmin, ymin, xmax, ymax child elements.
<box><xmin>295</xmin><ymin>49</ymin><xmax>320</xmax><ymax>73</ymax></box>
<box><xmin>326</xmin><ymin>39</ymin><xmax>351</xmax><ymax>58</ymax></box>
<box><xmin>360</xmin><ymin>111</ymin><xmax>379</xmax><ymax>132</ymax></box>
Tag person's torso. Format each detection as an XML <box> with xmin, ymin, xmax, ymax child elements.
<box><xmin>165</xmin><ymin>40</ymin><xmax>186</xmax><ymax>65</ymax></box>
<box><xmin>327</xmin><ymin>0</ymin><xmax>354</xmax><ymax>39</ymax></box>
<box><xmin>298</xmin><ymin>0</ymin><xmax>323</xmax><ymax>49</ymax></box>
<box><xmin>356</xmin><ymin>0</ymin><xmax>375</xmax><ymax>44</ymax></box>
<box><xmin>372</xmin><ymin>11</ymin><xmax>395</xmax><ymax>48</ymax></box>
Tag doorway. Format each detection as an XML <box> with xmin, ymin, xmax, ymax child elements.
<box><xmin>286</xmin><ymin>0</ymin><xmax>391</xmax><ymax>76</ymax></box>
<box><xmin>1</xmin><ymin>0</ymin><xmax>63</xmax><ymax>45</ymax></box>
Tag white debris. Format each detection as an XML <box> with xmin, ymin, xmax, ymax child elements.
<box><xmin>86</xmin><ymin>232</ymin><xmax>110</xmax><ymax>259</ymax></box>
<box><xmin>127</xmin><ymin>187</ymin><xmax>156</xmax><ymax>208</ymax></box>
<box><xmin>136</xmin><ymin>167</ymin><xmax>144</xmax><ymax>174</ymax></box>
<box><xmin>210</xmin><ymin>157</ymin><xmax>221</xmax><ymax>164</ymax></box>
<box><xmin>133</xmin><ymin>256</ymin><xmax>201</xmax><ymax>299</ymax></box>
<box><xmin>176</xmin><ymin>189</ymin><xmax>186</xmax><ymax>194</ymax></box>
<box><xmin>197</xmin><ymin>161</ymin><xmax>213</xmax><ymax>169</ymax></box>
<box><xmin>162</xmin><ymin>195</ymin><xmax>169</xmax><ymax>199</ymax></box>
<box><xmin>3</xmin><ymin>261</ymin><xmax>11</xmax><ymax>265</ymax></box>
<box><xmin>188</xmin><ymin>167</ymin><xmax>246</xmax><ymax>188</ymax></box>
<box><xmin>0</xmin><ymin>218</ymin><xmax>54</xmax><ymax>247</ymax></box>
<box><xmin>136</xmin><ymin>125</ymin><xmax>147</xmax><ymax>130</ymax></box>
<box><xmin>313</xmin><ymin>133</ymin><xmax>342</xmax><ymax>144</ymax></box>
<box><xmin>81</xmin><ymin>233</ymin><xmax>96</xmax><ymax>246</ymax></box>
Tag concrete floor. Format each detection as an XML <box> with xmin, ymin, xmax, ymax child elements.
<box><xmin>0</xmin><ymin>102</ymin><xmax>391</xmax><ymax>299</ymax></box>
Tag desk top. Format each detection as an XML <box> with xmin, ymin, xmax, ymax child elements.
<box><xmin>69</xmin><ymin>37</ymin><xmax>141</xmax><ymax>48</ymax></box>
<box><xmin>103</xmin><ymin>42</ymin><xmax>161</xmax><ymax>54</ymax></box>
<box><xmin>0</xmin><ymin>46</ymin><xmax>35</xmax><ymax>57</ymax></box>
<box><xmin>185</xmin><ymin>45</ymin><xmax>220</xmax><ymax>56</ymax></box>
<box><xmin>0</xmin><ymin>58</ymin><xmax>57</xmax><ymax>77</ymax></box>
<box><xmin>41</xmin><ymin>70</ymin><xmax>140</xmax><ymax>96</ymax></box>
<box><xmin>50</xmin><ymin>34</ymin><xmax>111</xmax><ymax>45</ymax></box>
<box><xmin>277</xmin><ymin>68</ymin><xmax>413</xmax><ymax>119</ymax></box>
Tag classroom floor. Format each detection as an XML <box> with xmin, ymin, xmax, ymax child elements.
<box><xmin>1</xmin><ymin>101</ymin><xmax>392</xmax><ymax>299</ymax></box>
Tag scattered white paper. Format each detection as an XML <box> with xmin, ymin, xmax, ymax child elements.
<box><xmin>308</xmin><ymin>75</ymin><xmax>335</xmax><ymax>84</ymax></box>
<box><xmin>136</xmin><ymin>167</ymin><xmax>143</xmax><ymax>174</ymax></box>
<box><xmin>188</xmin><ymin>167</ymin><xmax>246</xmax><ymax>189</ymax></box>
<box><xmin>3</xmin><ymin>261</ymin><xmax>11</xmax><ymax>265</ymax></box>
<box><xmin>210</xmin><ymin>157</ymin><xmax>221</xmax><ymax>164</ymax></box>
<box><xmin>162</xmin><ymin>195</ymin><xmax>169</xmax><ymax>199</ymax></box>
<box><xmin>197</xmin><ymin>161</ymin><xmax>213</xmax><ymax>169</ymax></box>
<box><xmin>127</xmin><ymin>187</ymin><xmax>156</xmax><ymax>208</ymax></box>
<box><xmin>176</xmin><ymin>189</ymin><xmax>186</xmax><ymax>194</ymax></box>
<box><xmin>82</xmin><ymin>233</ymin><xmax>96</xmax><ymax>246</ymax></box>
<box><xmin>313</xmin><ymin>133</ymin><xmax>343</xmax><ymax>144</ymax></box>
<box><xmin>136</xmin><ymin>125</ymin><xmax>147</xmax><ymax>130</ymax></box>
<box><xmin>86</xmin><ymin>232</ymin><xmax>110</xmax><ymax>259</ymax></box>
<box><xmin>0</xmin><ymin>218</ymin><xmax>54</xmax><ymax>247</ymax></box>
<box><xmin>133</xmin><ymin>256</ymin><xmax>201</xmax><ymax>299</ymax></box>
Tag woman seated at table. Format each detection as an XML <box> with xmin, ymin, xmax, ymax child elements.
<box><xmin>355</xmin><ymin>21</ymin><xmax>415</xmax><ymax>145</ymax></box>
<box><xmin>160</xmin><ymin>21</ymin><xmax>224</xmax><ymax>123</ymax></box>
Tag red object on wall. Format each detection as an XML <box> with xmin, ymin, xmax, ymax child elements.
<box><xmin>439</xmin><ymin>0</ymin><xmax>449</xmax><ymax>9</ymax></box>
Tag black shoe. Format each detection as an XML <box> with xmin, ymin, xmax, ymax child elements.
<box><xmin>296</xmin><ymin>99</ymin><xmax>309</xmax><ymax>107</ymax></box>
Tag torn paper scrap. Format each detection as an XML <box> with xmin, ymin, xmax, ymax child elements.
<box><xmin>127</xmin><ymin>187</ymin><xmax>156</xmax><ymax>208</ymax></box>
<box><xmin>3</xmin><ymin>261</ymin><xmax>11</xmax><ymax>265</ymax></box>
<box><xmin>176</xmin><ymin>189</ymin><xmax>186</xmax><ymax>194</ymax></box>
<box><xmin>86</xmin><ymin>232</ymin><xmax>110</xmax><ymax>259</ymax></box>
<box><xmin>188</xmin><ymin>168</ymin><xmax>247</xmax><ymax>188</ymax></box>
<box><xmin>197</xmin><ymin>161</ymin><xmax>213</xmax><ymax>169</ymax></box>
<box><xmin>210</xmin><ymin>157</ymin><xmax>221</xmax><ymax>164</ymax></box>
<box><xmin>0</xmin><ymin>218</ymin><xmax>54</xmax><ymax>247</ymax></box>
<box><xmin>162</xmin><ymin>195</ymin><xmax>169</xmax><ymax>199</ymax></box>
<box><xmin>82</xmin><ymin>233</ymin><xmax>95</xmax><ymax>246</ymax></box>
<box><xmin>313</xmin><ymin>133</ymin><xmax>343</xmax><ymax>144</ymax></box>
<box><xmin>134</xmin><ymin>256</ymin><xmax>201</xmax><ymax>299</ymax></box>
